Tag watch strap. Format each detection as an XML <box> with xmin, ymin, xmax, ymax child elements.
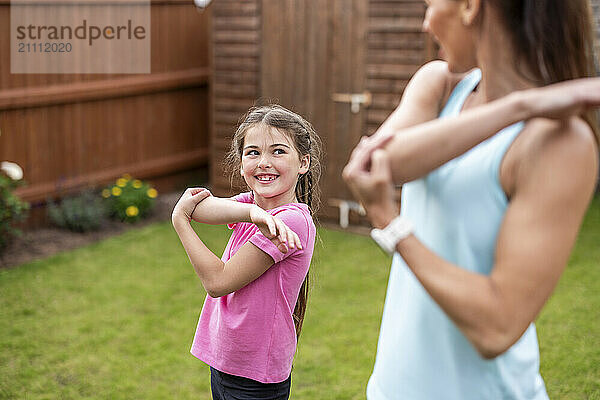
<box><xmin>370</xmin><ymin>216</ymin><xmax>413</xmax><ymax>254</ymax></box>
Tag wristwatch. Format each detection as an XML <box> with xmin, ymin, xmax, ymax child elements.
<box><xmin>370</xmin><ymin>215</ymin><xmax>414</xmax><ymax>254</ymax></box>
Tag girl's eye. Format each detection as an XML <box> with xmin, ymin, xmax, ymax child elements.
<box><xmin>245</xmin><ymin>150</ymin><xmax>259</xmax><ymax>156</ymax></box>
<box><xmin>274</xmin><ymin>148</ymin><xmax>286</xmax><ymax>155</ymax></box>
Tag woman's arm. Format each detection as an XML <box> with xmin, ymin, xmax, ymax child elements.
<box><xmin>342</xmin><ymin>61</ymin><xmax>455</xmax><ymax>180</ymax></box>
<box><xmin>345</xmin><ymin>74</ymin><xmax>600</xmax><ymax>186</ymax></box>
<box><xmin>381</xmin><ymin>93</ymin><xmax>527</xmax><ymax>184</ymax></box>
<box><xmin>345</xmin><ymin>91</ymin><xmax>529</xmax><ymax>186</ymax></box>
<box><xmin>348</xmin><ymin>118</ymin><xmax>598</xmax><ymax>358</ymax></box>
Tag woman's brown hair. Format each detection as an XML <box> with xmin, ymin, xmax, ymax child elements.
<box><xmin>485</xmin><ymin>0</ymin><xmax>599</xmax><ymax>142</ymax></box>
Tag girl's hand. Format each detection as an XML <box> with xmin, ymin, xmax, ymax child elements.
<box><xmin>343</xmin><ymin>149</ymin><xmax>399</xmax><ymax>229</ymax></box>
<box><xmin>521</xmin><ymin>77</ymin><xmax>600</xmax><ymax>121</ymax></box>
<box><xmin>172</xmin><ymin>188</ymin><xmax>212</xmax><ymax>223</ymax></box>
<box><xmin>249</xmin><ymin>205</ymin><xmax>303</xmax><ymax>253</ymax></box>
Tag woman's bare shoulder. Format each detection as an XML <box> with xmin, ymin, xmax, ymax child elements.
<box><xmin>401</xmin><ymin>61</ymin><xmax>454</xmax><ymax>115</ymax></box>
<box><xmin>411</xmin><ymin>60</ymin><xmax>452</xmax><ymax>94</ymax></box>
<box><xmin>510</xmin><ymin>117</ymin><xmax>598</xmax><ymax>191</ymax></box>
<box><xmin>521</xmin><ymin>117</ymin><xmax>597</xmax><ymax>158</ymax></box>
<box><xmin>410</xmin><ymin>61</ymin><xmax>476</xmax><ymax>112</ymax></box>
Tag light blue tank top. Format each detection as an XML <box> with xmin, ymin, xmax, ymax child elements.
<box><xmin>366</xmin><ymin>69</ymin><xmax>549</xmax><ymax>400</ymax></box>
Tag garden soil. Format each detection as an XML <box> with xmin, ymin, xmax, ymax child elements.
<box><xmin>0</xmin><ymin>192</ymin><xmax>180</xmax><ymax>269</ymax></box>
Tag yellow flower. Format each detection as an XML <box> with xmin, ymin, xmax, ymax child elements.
<box><xmin>111</xmin><ymin>187</ymin><xmax>122</xmax><ymax>196</ymax></box>
<box><xmin>102</xmin><ymin>189</ymin><xmax>111</xmax><ymax>198</ymax></box>
<box><xmin>116</xmin><ymin>178</ymin><xmax>128</xmax><ymax>187</ymax></box>
<box><xmin>126</xmin><ymin>205</ymin><xmax>139</xmax><ymax>217</ymax></box>
<box><xmin>147</xmin><ymin>188</ymin><xmax>158</xmax><ymax>198</ymax></box>
<box><xmin>122</xmin><ymin>173</ymin><xmax>132</xmax><ymax>180</ymax></box>
<box><xmin>132</xmin><ymin>179</ymin><xmax>143</xmax><ymax>189</ymax></box>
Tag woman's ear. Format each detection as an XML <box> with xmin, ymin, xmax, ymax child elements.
<box><xmin>461</xmin><ymin>0</ymin><xmax>481</xmax><ymax>26</ymax></box>
<box><xmin>299</xmin><ymin>154</ymin><xmax>310</xmax><ymax>175</ymax></box>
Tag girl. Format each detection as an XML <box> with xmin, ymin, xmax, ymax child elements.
<box><xmin>172</xmin><ymin>104</ymin><xmax>322</xmax><ymax>400</ymax></box>
<box><xmin>344</xmin><ymin>0</ymin><xmax>600</xmax><ymax>399</ymax></box>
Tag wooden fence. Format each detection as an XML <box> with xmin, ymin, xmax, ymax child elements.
<box><xmin>0</xmin><ymin>0</ymin><xmax>211</xmax><ymax>217</ymax></box>
<box><xmin>209</xmin><ymin>0</ymin><xmax>435</xmax><ymax>223</ymax></box>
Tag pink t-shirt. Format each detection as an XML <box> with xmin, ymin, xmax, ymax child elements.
<box><xmin>190</xmin><ymin>192</ymin><xmax>316</xmax><ymax>383</ymax></box>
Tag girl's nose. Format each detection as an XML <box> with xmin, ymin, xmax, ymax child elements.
<box><xmin>258</xmin><ymin>155</ymin><xmax>272</xmax><ymax>168</ymax></box>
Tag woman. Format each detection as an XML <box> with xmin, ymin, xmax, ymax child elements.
<box><xmin>343</xmin><ymin>0</ymin><xmax>599</xmax><ymax>399</ymax></box>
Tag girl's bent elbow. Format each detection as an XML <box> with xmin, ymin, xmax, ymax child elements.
<box><xmin>203</xmin><ymin>280</ymin><xmax>232</xmax><ymax>298</ymax></box>
<box><xmin>204</xmin><ymin>283</ymin><xmax>227</xmax><ymax>298</ymax></box>
<box><xmin>206</xmin><ymin>288</ymin><xmax>224</xmax><ymax>298</ymax></box>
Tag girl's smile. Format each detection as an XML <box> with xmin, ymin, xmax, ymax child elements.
<box><xmin>255</xmin><ymin>173</ymin><xmax>279</xmax><ymax>183</ymax></box>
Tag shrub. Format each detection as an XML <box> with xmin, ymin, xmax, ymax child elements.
<box><xmin>0</xmin><ymin>162</ymin><xmax>29</xmax><ymax>254</ymax></box>
<box><xmin>102</xmin><ymin>174</ymin><xmax>158</xmax><ymax>223</ymax></box>
<box><xmin>47</xmin><ymin>189</ymin><xmax>106</xmax><ymax>232</ymax></box>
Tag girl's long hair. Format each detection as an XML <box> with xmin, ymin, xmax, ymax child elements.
<box><xmin>485</xmin><ymin>0</ymin><xmax>599</xmax><ymax>143</ymax></box>
<box><xmin>224</xmin><ymin>104</ymin><xmax>323</xmax><ymax>339</ymax></box>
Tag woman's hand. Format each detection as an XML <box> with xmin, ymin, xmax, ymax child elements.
<box><xmin>172</xmin><ymin>187</ymin><xmax>212</xmax><ymax>223</ymax></box>
<box><xmin>343</xmin><ymin>134</ymin><xmax>395</xmax><ymax>184</ymax></box>
<box><xmin>343</xmin><ymin>149</ymin><xmax>399</xmax><ymax>229</ymax></box>
<box><xmin>249</xmin><ymin>205</ymin><xmax>302</xmax><ymax>253</ymax></box>
<box><xmin>520</xmin><ymin>77</ymin><xmax>600</xmax><ymax>121</ymax></box>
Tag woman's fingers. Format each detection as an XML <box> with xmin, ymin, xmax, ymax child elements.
<box><xmin>524</xmin><ymin>77</ymin><xmax>600</xmax><ymax>120</ymax></box>
<box><xmin>344</xmin><ymin>143</ymin><xmax>370</xmax><ymax>174</ymax></box>
<box><xmin>370</xmin><ymin>150</ymin><xmax>392</xmax><ymax>181</ymax></box>
<box><xmin>344</xmin><ymin>151</ymin><xmax>391</xmax><ymax>209</ymax></box>
<box><xmin>344</xmin><ymin>133</ymin><xmax>394</xmax><ymax>181</ymax></box>
<box><xmin>370</xmin><ymin>132</ymin><xmax>396</xmax><ymax>149</ymax></box>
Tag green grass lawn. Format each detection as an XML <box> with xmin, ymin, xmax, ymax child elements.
<box><xmin>1</xmin><ymin>198</ymin><xmax>599</xmax><ymax>399</ymax></box>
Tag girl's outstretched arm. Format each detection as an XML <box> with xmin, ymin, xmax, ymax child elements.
<box><xmin>190</xmin><ymin>192</ymin><xmax>254</xmax><ymax>225</ymax></box>
<box><xmin>173</xmin><ymin>188</ymin><xmax>301</xmax><ymax>248</ymax></box>
<box><xmin>172</xmin><ymin>188</ymin><xmax>302</xmax><ymax>297</ymax></box>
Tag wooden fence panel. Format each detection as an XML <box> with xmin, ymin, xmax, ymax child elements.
<box><xmin>0</xmin><ymin>1</ymin><xmax>211</xmax><ymax>214</ymax></box>
<box><xmin>366</xmin><ymin>0</ymin><xmax>431</xmax><ymax>137</ymax></box>
<box><xmin>210</xmin><ymin>0</ymin><xmax>436</xmax><ymax>225</ymax></box>
<box><xmin>209</xmin><ymin>0</ymin><xmax>260</xmax><ymax>195</ymax></box>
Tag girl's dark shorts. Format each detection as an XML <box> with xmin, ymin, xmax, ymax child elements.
<box><xmin>210</xmin><ymin>367</ymin><xmax>291</xmax><ymax>400</ymax></box>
